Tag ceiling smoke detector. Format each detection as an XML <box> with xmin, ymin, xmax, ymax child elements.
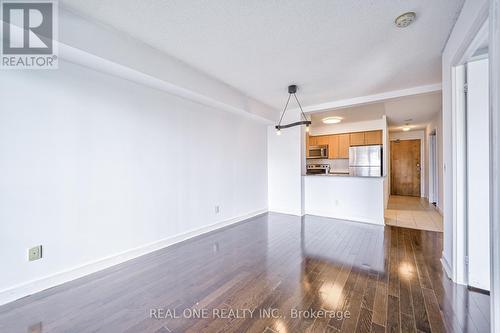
<box><xmin>395</xmin><ymin>12</ymin><xmax>416</xmax><ymax>28</ymax></box>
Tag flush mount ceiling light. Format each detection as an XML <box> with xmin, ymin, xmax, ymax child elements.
<box><xmin>275</xmin><ymin>85</ymin><xmax>311</xmax><ymax>135</ymax></box>
<box><xmin>402</xmin><ymin>118</ymin><xmax>412</xmax><ymax>131</ymax></box>
<box><xmin>395</xmin><ymin>12</ymin><xmax>416</xmax><ymax>28</ymax></box>
<box><xmin>322</xmin><ymin>116</ymin><xmax>343</xmax><ymax>124</ymax></box>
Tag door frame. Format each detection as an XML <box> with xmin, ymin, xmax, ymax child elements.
<box><xmin>489</xmin><ymin>0</ymin><xmax>500</xmax><ymax>330</ymax></box>
<box><xmin>444</xmin><ymin>2</ymin><xmax>489</xmax><ymax>287</ymax></box>
<box><xmin>428</xmin><ymin>130</ymin><xmax>438</xmax><ymax>205</ymax></box>
<box><xmin>446</xmin><ymin>3</ymin><xmax>500</xmax><ymax>332</ymax></box>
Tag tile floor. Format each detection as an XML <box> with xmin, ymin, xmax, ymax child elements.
<box><xmin>385</xmin><ymin>195</ymin><xmax>443</xmax><ymax>232</ymax></box>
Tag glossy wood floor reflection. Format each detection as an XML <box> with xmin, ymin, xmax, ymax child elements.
<box><xmin>0</xmin><ymin>213</ymin><xmax>489</xmax><ymax>333</ymax></box>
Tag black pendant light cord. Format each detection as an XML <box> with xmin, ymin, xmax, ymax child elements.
<box><xmin>277</xmin><ymin>93</ymin><xmax>292</xmax><ymax>128</ymax></box>
<box><xmin>275</xmin><ymin>85</ymin><xmax>312</xmax><ymax>131</ymax></box>
<box><xmin>292</xmin><ymin>93</ymin><xmax>309</xmax><ymax>122</ymax></box>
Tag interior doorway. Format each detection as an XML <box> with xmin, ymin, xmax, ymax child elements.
<box><xmin>390</xmin><ymin>139</ymin><xmax>421</xmax><ymax>196</ymax></box>
<box><xmin>428</xmin><ymin>131</ymin><xmax>438</xmax><ymax>205</ymax></box>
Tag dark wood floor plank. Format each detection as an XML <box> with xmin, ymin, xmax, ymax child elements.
<box><xmin>355</xmin><ymin>307</ymin><xmax>373</xmax><ymax>333</ymax></box>
<box><xmin>410</xmin><ymin>235</ymin><xmax>434</xmax><ymax>290</ymax></box>
<box><xmin>362</xmin><ymin>273</ymin><xmax>378</xmax><ymax>311</ymax></box>
<box><xmin>407</xmin><ymin>234</ymin><xmax>432</xmax><ymax>333</ymax></box>
<box><xmin>372</xmin><ymin>278</ymin><xmax>388</xmax><ymax>327</ymax></box>
<box><xmin>421</xmin><ymin>288</ymin><xmax>446</xmax><ymax>333</ymax></box>
<box><xmin>387</xmin><ymin>295</ymin><xmax>400</xmax><ymax>333</ymax></box>
<box><xmin>398</xmin><ymin>231</ymin><xmax>415</xmax><ymax>317</ymax></box>
<box><xmin>0</xmin><ymin>213</ymin><xmax>490</xmax><ymax>333</ymax></box>
<box><xmin>400</xmin><ymin>312</ymin><xmax>416</xmax><ymax>333</ymax></box>
<box><xmin>388</xmin><ymin>228</ymin><xmax>400</xmax><ymax>298</ymax></box>
<box><xmin>371</xmin><ymin>322</ymin><xmax>386</xmax><ymax>333</ymax></box>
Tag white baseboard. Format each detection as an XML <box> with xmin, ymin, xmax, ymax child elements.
<box><xmin>305</xmin><ymin>209</ymin><xmax>385</xmax><ymax>226</ymax></box>
<box><xmin>0</xmin><ymin>209</ymin><xmax>267</xmax><ymax>306</ymax></box>
<box><xmin>441</xmin><ymin>254</ymin><xmax>453</xmax><ymax>280</ymax></box>
<box><xmin>268</xmin><ymin>208</ymin><xmax>303</xmax><ymax>217</ymax></box>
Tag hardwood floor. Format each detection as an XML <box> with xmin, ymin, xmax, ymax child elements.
<box><xmin>385</xmin><ymin>196</ymin><xmax>443</xmax><ymax>232</ymax></box>
<box><xmin>0</xmin><ymin>213</ymin><xmax>489</xmax><ymax>332</ymax></box>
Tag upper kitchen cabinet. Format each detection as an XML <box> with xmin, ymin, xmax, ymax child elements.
<box><xmin>349</xmin><ymin>132</ymin><xmax>365</xmax><ymax>146</ymax></box>
<box><xmin>328</xmin><ymin>135</ymin><xmax>340</xmax><ymax>159</ymax></box>
<box><xmin>306</xmin><ymin>130</ymin><xmax>380</xmax><ymax>159</ymax></box>
<box><xmin>364</xmin><ymin>130</ymin><xmax>383</xmax><ymax>145</ymax></box>
<box><xmin>306</xmin><ymin>134</ymin><xmax>310</xmax><ymax>158</ymax></box>
<box><xmin>316</xmin><ymin>136</ymin><xmax>330</xmax><ymax>146</ymax></box>
<box><xmin>338</xmin><ymin>134</ymin><xmax>350</xmax><ymax>158</ymax></box>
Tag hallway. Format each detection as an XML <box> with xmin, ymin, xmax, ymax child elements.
<box><xmin>385</xmin><ymin>196</ymin><xmax>443</xmax><ymax>232</ymax></box>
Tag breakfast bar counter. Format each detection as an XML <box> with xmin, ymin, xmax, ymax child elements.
<box><xmin>303</xmin><ymin>174</ymin><xmax>385</xmax><ymax>225</ymax></box>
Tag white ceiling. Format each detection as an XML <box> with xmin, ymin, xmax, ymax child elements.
<box><xmin>310</xmin><ymin>91</ymin><xmax>442</xmax><ymax>131</ymax></box>
<box><xmin>60</xmin><ymin>0</ymin><xmax>463</xmax><ymax>110</ymax></box>
<box><xmin>311</xmin><ymin>104</ymin><xmax>386</xmax><ymax>127</ymax></box>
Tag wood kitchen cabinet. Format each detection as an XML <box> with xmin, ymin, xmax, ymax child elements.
<box><xmin>364</xmin><ymin>130</ymin><xmax>383</xmax><ymax>145</ymax></box>
<box><xmin>309</xmin><ymin>136</ymin><xmax>318</xmax><ymax>146</ymax></box>
<box><xmin>349</xmin><ymin>132</ymin><xmax>365</xmax><ymax>146</ymax></box>
<box><xmin>306</xmin><ymin>134</ymin><xmax>310</xmax><ymax>158</ymax></box>
<box><xmin>328</xmin><ymin>135</ymin><xmax>339</xmax><ymax>159</ymax></box>
<box><xmin>338</xmin><ymin>134</ymin><xmax>350</xmax><ymax>158</ymax></box>
<box><xmin>307</xmin><ymin>130</ymin><xmax>380</xmax><ymax>158</ymax></box>
<box><xmin>316</xmin><ymin>136</ymin><xmax>329</xmax><ymax>146</ymax></box>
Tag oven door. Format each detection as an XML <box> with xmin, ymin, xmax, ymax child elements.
<box><xmin>306</xmin><ymin>168</ymin><xmax>327</xmax><ymax>175</ymax></box>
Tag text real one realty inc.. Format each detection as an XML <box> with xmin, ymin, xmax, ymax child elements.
<box><xmin>150</xmin><ymin>307</ymin><xmax>351</xmax><ymax>320</ymax></box>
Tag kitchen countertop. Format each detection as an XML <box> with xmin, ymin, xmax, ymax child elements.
<box><xmin>304</xmin><ymin>173</ymin><xmax>384</xmax><ymax>179</ymax></box>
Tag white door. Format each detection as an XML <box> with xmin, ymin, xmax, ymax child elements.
<box><xmin>466</xmin><ymin>57</ymin><xmax>490</xmax><ymax>291</ymax></box>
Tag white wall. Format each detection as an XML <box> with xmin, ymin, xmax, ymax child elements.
<box><xmin>0</xmin><ymin>60</ymin><xmax>268</xmax><ymax>303</ymax></box>
<box><xmin>389</xmin><ymin>130</ymin><xmax>426</xmax><ymax>197</ymax></box>
<box><xmin>466</xmin><ymin>58</ymin><xmax>490</xmax><ymax>290</ymax></box>
<box><xmin>267</xmin><ymin>110</ymin><xmax>303</xmax><ymax>216</ymax></box>
<box><xmin>441</xmin><ymin>0</ymin><xmax>489</xmax><ymax>283</ymax></box>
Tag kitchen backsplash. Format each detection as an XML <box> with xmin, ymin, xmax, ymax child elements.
<box><xmin>306</xmin><ymin>158</ymin><xmax>349</xmax><ymax>172</ymax></box>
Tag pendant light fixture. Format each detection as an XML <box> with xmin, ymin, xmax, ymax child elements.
<box><xmin>275</xmin><ymin>85</ymin><xmax>311</xmax><ymax>135</ymax></box>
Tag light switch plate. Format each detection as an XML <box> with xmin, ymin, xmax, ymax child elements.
<box><xmin>28</xmin><ymin>245</ymin><xmax>42</xmax><ymax>261</ymax></box>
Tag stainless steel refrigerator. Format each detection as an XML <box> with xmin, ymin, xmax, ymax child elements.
<box><xmin>349</xmin><ymin>145</ymin><xmax>383</xmax><ymax>177</ymax></box>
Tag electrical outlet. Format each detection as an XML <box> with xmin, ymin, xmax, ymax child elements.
<box><xmin>28</xmin><ymin>245</ymin><xmax>42</xmax><ymax>261</ymax></box>
<box><xmin>215</xmin><ymin>205</ymin><xmax>220</xmax><ymax>214</ymax></box>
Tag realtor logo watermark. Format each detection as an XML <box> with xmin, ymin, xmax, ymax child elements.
<box><xmin>1</xmin><ymin>0</ymin><xmax>58</xmax><ymax>69</ymax></box>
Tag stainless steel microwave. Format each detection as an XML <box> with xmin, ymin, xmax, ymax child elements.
<box><xmin>308</xmin><ymin>145</ymin><xmax>328</xmax><ymax>159</ymax></box>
